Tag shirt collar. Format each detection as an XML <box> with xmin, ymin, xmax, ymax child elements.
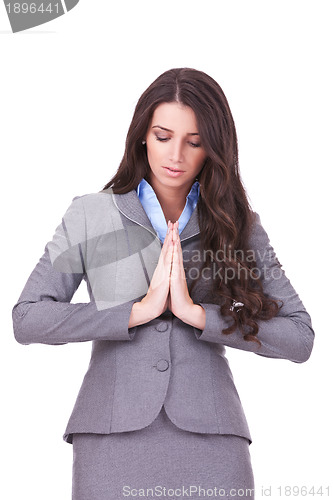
<box><xmin>136</xmin><ymin>177</ymin><xmax>200</xmax><ymax>242</ymax></box>
<box><xmin>136</xmin><ymin>177</ymin><xmax>200</xmax><ymax>204</ymax></box>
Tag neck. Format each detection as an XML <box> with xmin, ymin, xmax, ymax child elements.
<box><xmin>145</xmin><ymin>173</ymin><xmax>194</xmax><ymax>223</ymax></box>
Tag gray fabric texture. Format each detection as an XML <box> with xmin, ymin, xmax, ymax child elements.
<box><xmin>12</xmin><ymin>187</ymin><xmax>315</xmax><ymax>446</ymax></box>
<box><xmin>71</xmin><ymin>405</ymin><xmax>255</xmax><ymax>500</ymax></box>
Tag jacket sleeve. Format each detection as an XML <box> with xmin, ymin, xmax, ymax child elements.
<box><xmin>193</xmin><ymin>212</ymin><xmax>315</xmax><ymax>363</ymax></box>
<box><xmin>12</xmin><ymin>195</ymin><xmax>139</xmax><ymax>345</ymax></box>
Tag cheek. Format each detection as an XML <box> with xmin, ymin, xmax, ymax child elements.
<box><xmin>147</xmin><ymin>141</ymin><xmax>164</xmax><ymax>165</ymax></box>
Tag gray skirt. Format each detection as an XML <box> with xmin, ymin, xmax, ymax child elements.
<box><xmin>72</xmin><ymin>405</ymin><xmax>255</xmax><ymax>500</ymax></box>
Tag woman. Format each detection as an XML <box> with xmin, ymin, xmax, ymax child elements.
<box><xmin>12</xmin><ymin>68</ymin><xmax>315</xmax><ymax>499</ymax></box>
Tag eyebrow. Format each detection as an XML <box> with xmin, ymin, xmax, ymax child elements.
<box><xmin>152</xmin><ymin>125</ymin><xmax>199</xmax><ymax>136</ymax></box>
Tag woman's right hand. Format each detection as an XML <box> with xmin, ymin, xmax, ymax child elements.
<box><xmin>140</xmin><ymin>220</ymin><xmax>174</xmax><ymax>319</ymax></box>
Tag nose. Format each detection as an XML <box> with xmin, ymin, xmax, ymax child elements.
<box><xmin>169</xmin><ymin>139</ymin><xmax>184</xmax><ymax>165</ymax></box>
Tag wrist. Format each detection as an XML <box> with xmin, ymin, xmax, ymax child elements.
<box><xmin>139</xmin><ymin>298</ymin><xmax>159</xmax><ymax>322</ymax></box>
<box><xmin>178</xmin><ymin>302</ymin><xmax>206</xmax><ymax>330</ymax></box>
<box><xmin>128</xmin><ymin>301</ymin><xmax>155</xmax><ymax>328</ymax></box>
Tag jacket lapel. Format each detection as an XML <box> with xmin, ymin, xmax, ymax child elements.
<box><xmin>102</xmin><ymin>187</ymin><xmax>200</xmax><ymax>242</ymax></box>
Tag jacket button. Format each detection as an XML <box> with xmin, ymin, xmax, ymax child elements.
<box><xmin>156</xmin><ymin>359</ymin><xmax>169</xmax><ymax>371</ymax></box>
<box><xmin>155</xmin><ymin>322</ymin><xmax>168</xmax><ymax>332</ymax></box>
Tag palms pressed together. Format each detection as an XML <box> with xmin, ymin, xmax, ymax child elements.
<box><xmin>142</xmin><ymin>220</ymin><xmax>194</xmax><ymax>319</ymax></box>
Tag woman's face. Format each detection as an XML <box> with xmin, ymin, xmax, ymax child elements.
<box><xmin>144</xmin><ymin>102</ymin><xmax>207</xmax><ymax>193</ymax></box>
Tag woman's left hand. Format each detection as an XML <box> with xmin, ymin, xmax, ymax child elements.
<box><xmin>168</xmin><ymin>220</ymin><xmax>194</xmax><ymax>320</ymax></box>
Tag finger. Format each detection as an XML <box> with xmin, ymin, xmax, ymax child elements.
<box><xmin>172</xmin><ymin>221</ymin><xmax>181</xmax><ymax>258</ymax></box>
<box><xmin>160</xmin><ymin>220</ymin><xmax>172</xmax><ymax>258</ymax></box>
<box><xmin>165</xmin><ymin>230</ymin><xmax>174</xmax><ymax>272</ymax></box>
<box><xmin>152</xmin><ymin>222</ymin><xmax>173</xmax><ymax>289</ymax></box>
<box><xmin>167</xmin><ymin>220</ymin><xmax>175</xmax><ymax>247</ymax></box>
<box><xmin>161</xmin><ymin>222</ymin><xmax>173</xmax><ymax>273</ymax></box>
<box><xmin>174</xmin><ymin>224</ymin><xmax>186</xmax><ymax>279</ymax></box>
<box><xmin>169</xmin><ymin>221</ymin><xmax>175</xmax><ymax>246</ymax></box>
<box><xmin>170</xmin><ymin>229</ymin><xmax>180</xmax><ymax>278</ymax></box>
<box><xmin>164</xmin><ymin>220</ymin><xmax>172</xmax><ymax>246</ymax></box>
<box><xmin>175</xmin><ymin>220</ymin><xmax>183</xmax><ymax>254</ymax></box>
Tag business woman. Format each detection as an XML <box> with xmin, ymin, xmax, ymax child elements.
<box><xmin>12</xmin><ymin>68</ymin><xmax>315</xmax><ymax>500</ymax></box>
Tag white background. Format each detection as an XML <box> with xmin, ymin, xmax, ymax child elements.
<box><xmin>1</xmin><ymin>1</ymin><xmax>332</xmax><ymax>498</ymax></box>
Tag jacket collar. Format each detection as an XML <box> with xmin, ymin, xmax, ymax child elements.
<box><xmin>102</xmin><ymin>187</ymin><xmax>200</xmax><ymax>242</ymax></box>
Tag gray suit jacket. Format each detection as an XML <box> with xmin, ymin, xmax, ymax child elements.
<box><xmin>12</xmin><ymin>188</ymin><xmax>315</xmax><ymax>445</ymax></box>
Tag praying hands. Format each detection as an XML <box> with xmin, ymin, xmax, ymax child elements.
<box><xmin>128</xmin><ymin>220</ymin><xmax>206</xmax><ymax>330</ymax></box>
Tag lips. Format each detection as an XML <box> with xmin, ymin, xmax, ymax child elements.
<box><xmin>163</xmin><ymin>166</ymin><xmax>185</xmax><ymax>173</ymax></box>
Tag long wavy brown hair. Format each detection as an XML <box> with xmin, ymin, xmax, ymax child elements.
<box><xmin>103</xmin><ymin>68</ymin><xmax>281</xmax><ymax>345</ymax></box>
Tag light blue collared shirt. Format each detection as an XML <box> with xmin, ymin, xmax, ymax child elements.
<box><xmin>136</xmin><ymin>178</ymin><xmax>200</xmax><ymax>243</ymax></box>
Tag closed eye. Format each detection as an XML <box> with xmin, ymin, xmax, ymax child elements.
<box><xmin>155</xmin><ymin>136</ymin><xmax>201</xmax><ymax>148</ymax></box>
